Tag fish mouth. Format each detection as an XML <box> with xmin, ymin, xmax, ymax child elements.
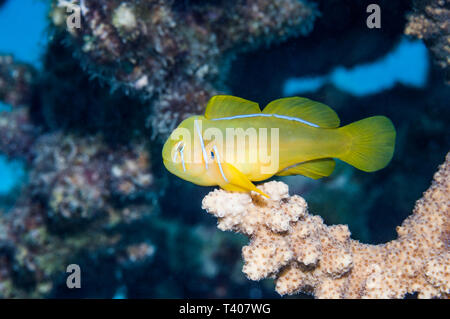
<box><xmin>163</xmin><ymin>159</ymin><xmax>178</xmax><ymax>174</ymax></box>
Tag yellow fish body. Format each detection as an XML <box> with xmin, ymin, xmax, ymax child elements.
<box><xmin>162</xmin><ymin>95</ymin><xmax>396</xmax><ymax>197</ymax></box>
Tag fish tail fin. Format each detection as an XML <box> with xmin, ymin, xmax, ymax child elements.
<box><xmin>338</xmin><ymin>116</ymin><xmax>396</xmax><ymax>172</ymax></box>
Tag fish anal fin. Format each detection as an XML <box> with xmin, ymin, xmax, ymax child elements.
<box><xmin>218</xmin><ymin>162</ymin><xmax>269</xmax><ymax>198</ymax></box>
<box><xmin>277</xmin><ymin>158</ymin><xmax>336</xmax><ymax>179</ymax></box>
<box><xmin>205</xmin><ymin>95</ymin><xmax>261</xmax><ymax>119</ymax></box>
<box><xmin>263</xmin><ymin>97</ymin><xmax>340</xmax><ymax>128</ymax></box>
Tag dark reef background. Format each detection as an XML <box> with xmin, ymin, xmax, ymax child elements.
<box><xmin>0</xmin><ymin>0</ymin><xmax>448</xmax><ymax>298</ymax></box>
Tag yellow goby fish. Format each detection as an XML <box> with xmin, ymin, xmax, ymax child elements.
<box><xmin>162</xmin><ymin>95</ymin><xmax>396</xmax><ymax>198</ymax></box>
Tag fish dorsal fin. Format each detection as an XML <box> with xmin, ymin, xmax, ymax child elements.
<box><xmin>277</xmin><ymin>158</ymin><xmax>336</xmax><ymax>179</ymax></box>
<box><xmin>263</xmin><ymin>97</ymin><xmax>340</xmax><ymax>128</ymax></box>
<box><xmin>205</xmin><ymin>95</ymin><xmax>261</xmax><ymax>119</ymax></box>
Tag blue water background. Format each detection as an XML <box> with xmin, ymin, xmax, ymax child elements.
<box><xmin>283</xmin><ymin>38</ymin><xmax>428</xmax><ymax>96</ymax></box>
<box><xmin>0</xmin><ymin>0</ymin><xmax>47</xmax><ymax>195</ymax></box>
<box><xmin>0</xmin><ymin>0</ymin><xmax>49</xmax><ymax>67</ymax></box>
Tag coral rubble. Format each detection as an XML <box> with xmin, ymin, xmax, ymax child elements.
<box><xmin>202</xmin><ymin>153</ymin><xmax>450</xmax><ymax>298</ymax></box>
<box><xmin>405</xmin><ymin>0</ymin><xmax>450</xmax><ymax>83</ymax></box>
<box><xmin>51</xmin><ymin>0</ymin><xmax>318</xmax><ymax>138</ymax></box>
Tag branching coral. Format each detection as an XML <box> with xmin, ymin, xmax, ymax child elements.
<box><xmin>202</xmin><ymin>153</ymin><xmax>450</xmax><ymax>298</ymax></box>
<box><xmin>405</xmin><ymin>0</ymin><xmax>450</xmax><ymax>83</ymax></box>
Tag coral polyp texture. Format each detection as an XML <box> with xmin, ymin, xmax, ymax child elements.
<box><xmin>0</xmin><ymin>107</ymin><xmax>39</xmax><ymax>159</ymax></box>
<box><xmin>51</xmin><ymin>0</ymin><xmax>318</xmax><ymax>138</ymax></box>
<box><xmin>0</xmin><ymin>56</ymin><xmax>39</xmax><ymax>159</ymax></box>
<box><xmin>405</xmin><ymin>0</ymin><xmax>450</xmax><ymax>83</ymax></box>
<box><xmin>202</xmin><ymin>153</ymin><xmax>450</xmax><ymax>299</ymax></box>
<box><xmin>30</xmin><ymin>134</ymin><xmax>156</xmax><ymax>224</ymax></box>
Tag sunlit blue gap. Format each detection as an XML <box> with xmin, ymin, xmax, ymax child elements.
<box><xmin>283</xmin><ymin>38</ymin><xmax>429</xmax><ymax>97</ymax></box>
<box><xmin>0</xmin><ymin>102</ymin><xmax>22</xmax><ymax>195</ymax></box>
<box><xmin>0</xmin><ymin>0</ymin><xmax>49</xmax><ymax>68</ymax></box>
<box><xmin>0</xmin><ymin>0</ymin><xmax>46</xmax><ymax>195</ymax></box>
<box><xmin>0</xmin><ymin>155</ymin><xmax>25</xmax><ymax>195</ymax></box>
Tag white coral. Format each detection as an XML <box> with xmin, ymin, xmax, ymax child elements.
<box><xmin>202</xmin><ymin>153</ymin><xmax>450</xmax><ymax>299</ymax></box>
<box><xmin>112</xmin><ymin>3</ymin><xmax>137</xmax><ymax>31</ymax></box>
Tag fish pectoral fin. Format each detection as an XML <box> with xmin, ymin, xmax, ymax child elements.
<box><xmin>262</xmin><ymin>97</ymin><xmax>340</xmax><ymax>128</ymax></box>
<box><xmin>218</xmin><ymin>162</ymin><xmax>270</xmax><ymax>198</ymax></box>
<box><xmin>277</xmin><ymin>158</ymin><xmax>336</xmax><ymax>179</ymax></box>
<box><xmin>205</xmin><ymin>95</ymin><xmax>261</xmax><ymax>119</ymax></box>
<box><xmin>219</xmin><ymin>183</ymin><xmax>251</xmax><ymax>193</ymax></box>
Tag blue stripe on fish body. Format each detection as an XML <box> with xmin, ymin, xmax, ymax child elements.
<box><xmin>211</xmin><ymin>113</ymin><xmax>319</xmax><ymax>127</ymax></box>
<box><xmin>195</xmin><ymin>119</ymin><xmax>209</xmax><ymax>169</ymax></box>
<box><xmin>213</xmin><ymin>145</ymin><xmax>228</xmax><ymax>183</ymax></box>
